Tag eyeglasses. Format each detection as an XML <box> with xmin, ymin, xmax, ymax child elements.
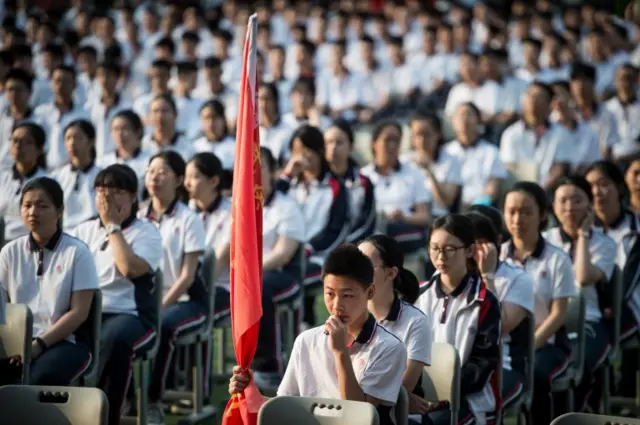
<box><xmin>428</xmin><ymin>245</ymin><xmax>466</xmax><ymax>258</ymax></box>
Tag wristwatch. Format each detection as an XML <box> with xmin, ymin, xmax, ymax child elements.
<box><xmin>34</xmin><ymin>337</ymin><xmax>48</xmax><ymax>352</ymax></box>
<box><xmin>105</xmin><ymin>224</ymin><xmax>122</xmax><ymax>235</ymax></box>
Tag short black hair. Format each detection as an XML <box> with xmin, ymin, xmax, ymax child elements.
<box><xmin>21</xmin><ymin>176</ymin><xmax>64</xmax><ymax>210</ymax></box>
<box><xmin>155</xmin><ymin>37</ymin><xmax>175</xmax><ymax>55</ymax></box>
<box><xmin>94</xmin><ymin>164</ymin><xmax>138</xmax><ymax>194</ymax></box>
<box><xmin>203</xmin><ymin>56</ymin><xmax>221</xmax><ymax>69</ymax></box>
<box><xmin>78</xmin><ymin>45</ymin><xmax>98</xmax><ymax>59</ymax></box>
<box><xmin>554</xmin><ymin>175</ymin><xmax>594</xmax><ymax>202</ymax></box>
<box><xmin>570</xmin><ymin>62</ymin><xmax>596</xmax><ymax>81</ymax></box>
<box><xmin>322</xmin><ymin>244</ymin><xmax>374</xmax><ymax>288</ymax></box>
<box><xmin>98</xmin><ymin>61</ymin><xmax>122</xmax><ymax>76</ymax></box>
<box><xmin>4</xmin><ymin>67</ymin><xmax>33</xmax><ymax>90</ymax></box>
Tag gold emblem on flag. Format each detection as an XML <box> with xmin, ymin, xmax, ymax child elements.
<box><xmin>255</xmin><ymin>184</ymin><xmax>263</xmax><ymax>209</ymax></box>
<box><xmin>253</xmin><ymin>143</ymin><xmax>261</xmax><ymax>167</ymax></box>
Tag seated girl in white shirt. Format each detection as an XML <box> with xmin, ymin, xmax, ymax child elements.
<box><xmin>415</xmin><ymin>214</ymin><xmax>502</xmax><ymax>425</ymax></box>
<box><xmin>51</xmin><ymin>119</ymin><xmax>101</xmax><ymax>231</ymax></box>
<box><xmin>193</xmin><ymin>99</ymin><xmax>235</xmax><ymax>172</ymax></box>
<box><xmin>361</xmin><ymin>121</ymin><xmax>432</xmax><ymax>255</ymax></box>
<box><xmin>139</xmin><ymin>151</ymin><xmax>208</xmax><ymax>424</ymax></box>
<box><xmin>358</xmin><ymin>234</ymin><xmax>432</xmax><ymax>417</ymax></box>
<box><xmin>0</xmin><ymin>177</ymin><xmax>97</xmax><ymax>386</ymax></box>
<box><xmin>0</xmin><ymin>122</ymin><xmax>48</xmax><ymax>241</ymax></box>
<box><xmin>97</xmin><ymin>109</ymin><xmax>151</xmax><ymax>199</ymax></box>
<box><xmin>71</xmin><ymin>164</ymin><xmax>163</xmax><ymax>425</ymax></box>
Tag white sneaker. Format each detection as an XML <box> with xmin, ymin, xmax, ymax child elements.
<box><xmin>147</xmin><ymin>404</ymin><xmax>165</xmax><ymax>425</ymax></box>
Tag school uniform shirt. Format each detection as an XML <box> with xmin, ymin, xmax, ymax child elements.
<box><xmin>192</xmin><ymin>135</ymin><xmax>235</xmax><ymax>170</ymax></box>
<box><xmin>562</xmin><ymin>120</ymin><xmax>603</xmax><ymax>172</ymax></box>
<box><xmin>361</xmin><ymin>161</ymin><xmax>432</xmax><ymax>217</ymax></box>
<box><xmin>400</xmin><ymin>149</ymin><xmax>463</xmax><ymax>217</ymax></box>
<box><xmin>315</xmin><ymin>71</ymin><xmax>367</xmax><ymax>122</ymax></box>
<box><xmin>189</xmin><ymin>196</ymin><xmax>232</xmax><ymax>287</ymax></box>
<box><xmin>96</xmin><ymin>148</ymin><xmax>152</xmax><ymax>200</ymax></box>
<box><xmin>500</xmin><ymin>120</ymin><xmax>574</xmax><ymax>185</ymax></box>
<box><xmin>604</xmin><ymin>96</ymin><xmax>640</xmax><ymax>159</ymax></box>
<box><xmin>543</xmin><ymin>227</ymin><xmax>616</xmax><ymax>323</ymax></box>
<box><xmin>580</xmin><ymin>104</ymin><xmax>619</xmax><ymax>153</ymax></box>
<box><xmin>443</xmin><ymin>80</ymin><xmax>501</xmax><ymax>118</ymax></box>
<box><xmin>70</xmin><ymin>215</ymin><xmax>163</xmax><ymax>326</ymax></box>
<box><xmin>259</xmin><ymin>120</ymin><xmax>295</xmax><ymax>164</ymax></box>
<box><xmin>51</xmin><ymin>162</ymin><xmax>102</xmax><ymax>231</ymax></box>
<box><xmin>493</xmin><ymin>262</ymin><xmax>535</xmax><ymax>373</ymax></box>
<box><xmin>277</xmin><ymin>313</ymin><xmax>407</xmax><ymax>424</ymax></box>
<box><xmin>191</xmin><ymin>85</ymin><xmax>239</xmax><ymax>126</ymax></box>
<box><xmin>138</xmin><ymin>201</ymin><xmax>207</xmax><ymax>302</ymax></box>
<box><xmin>443</xmin><ymin>139</ymin><xmax>508</xmax><ymax>206</ymax></box>
<box><xmin>416</xmin><ymin>274</ymin><xmax>502</xmax><ymax>422</ymax></box>
<box><xmin>0</xmin><ymin>166</ymin><xmax>48</xmax><ymax>240</ymax></box>
<box><xmin>263</xmin><ymin>190</ymin><xmax>306</xmax><ymax>259</ymax></box>
<box><xmin>336</xmin><ymin>163</ymin><xmax>376</xmax><ymax>243</ymax></box>
<box><xmin>141</xmin><ymin>132</ymin><xmax>196</xmax><ymax>162</ymax></box>
<box><xmin>86</xmin><ymin>93</ymin><xmax>132</xmax><ymax>157</ymax></box>
<box><xmin>276</xmin><ymin>172</ymin><xmax>350</xmax><ymax>260</ymax></box>
<box><xmin>0</xmin><ymin>229</ymin><xmax>99</xmax><ymax>342</ymax></box>
<box><xmin>281</xmin><ymin>112</ymin><xmax>332</xmax><ymax>132</ymax></box>
<box><xmin>378</xmin><ymin>296</ymin><xmax>432</xmax><ymax>368</ymax></box>
<box><xmin>33</xmin><ymin>102</ymin><xmax>91</xmax><ymax>171</ymax></box>
<box><xmin>173</xmin><ymin>95</ymin><xmax>203</xmax><ymax>139</ymax></box>
<box><xmin>0</xmin><ymin>107</ymin><xmax>36</xmax><ymax>170</ymax></box>
<box><xmin>595</xmin><ymin>211</ymin><xmax>640</xmax><ymax>329</ymax></box>
<box><xmin>500</xmin><ymin>237</ymin><xmax>577</xmax><ymax>345</ymax></box>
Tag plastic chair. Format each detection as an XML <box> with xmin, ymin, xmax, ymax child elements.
<box><xmin>395</xmin><ymin>387</ymin><xmax>409</xmax><ymax>425</ymax></box>
<box><xmin>121</xmin><ymin>269</ymin><xmax>163</xmax><ymax>425</ymax></box>
<box><xmin>0</xmin><ymin>303</ymin><xmax>33</xmax><ymax>384</ymax></box>
<box><xmin>275</xmin><ymin>245</ymin><xmax>306</xmax><ymax>366</ymax></box>
<box><xmin>421</xmin><ymin>342</ymin><xmax>461</xmax><ymax>425</ymax></box>
<box><xmin>550</xmin><ymin>412</ymin><xmax>640</xmax><ymax>425</ymax></box>
<box><xmin>75</xmin><ymin>290</ymin><xmax>102</xmax><ymax>387</ymax></box>
<box><xmin>164</xmin><ymin>250</ymin><xmax>217</xmax><ymax>424</ymax></box>
<box><xmin>601</xmin><ymin>266</ymin><xmax>623</xmax><ymax>414</ymax></box>
<box><xmin>503</xmin><ymin>312</ymin><xmax>535</xmax><ymax>425</ymax></box>
<box><xmin>258</xmin><ymin>396</ymin><xmax>380</xmax><ymax>425</ymax></box>
<box><xmin>551</xmin><ymin>292</ymin><xmax>586</xmax><ymax>414</ymax></box>
<box><xmin>0</xmin><ymin>385</ymin><xmax>108</xmax><ymax>425</ymax></box>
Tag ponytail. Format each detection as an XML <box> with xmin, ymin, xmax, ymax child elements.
<box><xmin>394</xmin><ymin>267</ymin><xmax>420</xmax><ymax>304</ymax></box>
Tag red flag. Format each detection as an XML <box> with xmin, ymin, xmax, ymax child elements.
<box><xmin>222</xmin><ymin>14</ymin><xmax>265</xmax><ymax>425</ymax></box>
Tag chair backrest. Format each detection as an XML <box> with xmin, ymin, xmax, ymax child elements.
<box><xmin>201</xmin><ymin>249</ymin><xmax>217</xmax><ymax>332</ymax></box>
<box><xmin>395</xmin><ymin>387</ymin><xmax>409</xmax><ymax>425</ymax></box>
<box><xmin>609</xmin><ymin>266</ymin><xmax>623</xmax><ymax>358</ymax></box>
<box><xmin>75</xmin><ymin>290</ymin><xmax>102</xmax><ymax>385</ymax></box>
<box><xmin>422</xmin><ymin>342</ymin><xmax>461</xmax><ymax>412</ymax></box>
<box><xmin>550</xmin><ymin>412</ymin><xmax>640</xmax><ymax>425</ymax></box>
<box><xmin>258</xmin><ymin>396</ymin><xmax>379</xmax><ymax>425</ymax></box>
<box><xmin>0</xmin><ymin>303</ymin><xmax>33</xmax><ymax>383</ymax></box>
<box><xmin>565</xmin><ymin>292</ymin><xmax>586</xmax><ymax>383</ymax></box>
<box><xmin>523</xmin><ymin>312</ymin><xmax>536</xmax><ymax>409</ymax></box>
<box><xmin>149</xmin><ymin>269</ymin><xmax>164</xmax><ymax>356</ymax></box>
<box><xmin>0</xmin><ymin>385</ymin><xmax>108</xmax><ymax>425</ymax></box>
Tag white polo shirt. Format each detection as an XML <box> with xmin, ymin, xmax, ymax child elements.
<box><xmin>400</xmin><ymin>149</ymin><xmax>463</xmax><ymax>217</ymax></box>
<box><xmin>543</xmin><ymin>227</ymin><xmax>616</xmax><ymax>323</ymax></box>
<box><xmin>581</xmin><ymin>104</ymin><xmax>619</xmax><ymax>152</ymax></box>
<box><xmin>173</xmin><ymin>95</ymin><xmax>203</xmax><ymax>139</ymax></box>
<box><xmin>442</xmin><ymin>139</ymin><xmax>507</xmax><ymax>205</ymax></box>
<box><xmin>0</xmin><ymin>230</ymin><xmax>99</xmax><ymax>342</ymax></box>
<box><xmin>259</xmin><ymin>120</ymin><xmax>295</xmax><ymax>164</ymax></box>
<box><xmin>499</xmin><ymin>120</ymin><xmax>573</xmax><ymax>185</ymax></box>
<box><xmin>141</xmin><ymin>132</ymin><xmax>196</xmax><ymax>162</ymax></box>
<box><xmin>361</xmin><ymin>162</ymin><xmax>432</xmax><ymax>216</ymax></box>
<box><xmin>86</xmin><ymin>94</ymin><xmax>132</xmax><ymax>157</ymax></box>
<box><xmin>378</xmin><ymin>296</ymin><xmax>431</xmax><ymax>367</ymax></box>
<box><xmin>315</xmin><ymin>71</ymin><xmax>367</xmax><ymax>121</ymax></box>
<box><xmin>71</xmin><ymin>216</ymin><xmax>163</xmax><ymax>321</ymax></box>
<box><xmin>263</xmin><ymin>190</ymin><xmax>306</xmax><ymax>258</ymax></box>
<box><xmin>189</xmin><ymin>196</ymin><xmax>232</xmax><ymax>286</ymax></box>
<box><xmin>278</xmin><ymin>314</ymin><xmax>407</xmax><ymax>408</ymax></box>
<box><xmin>281</xmin><ymin>112</ymin><xmax>333</xmax><ymax>132</ymax></box>
<box><xmin>493</xmin><ymin>261</ymin><xmax>535</xmax><ymax>371</ymax></box>
<box><xmin>192</xmin><ymin>135</ymin><xmax>236</xmax><ymax>170</ymax></box>
<box><xmin>51</xmin><ymin>162</ymin><xmax>102</xmax><ymax>231</ymax></box>
<box><xmin>500</xmin><ymin>237</ymin><xmax>577</xmax><ymax>343</ymax></box>
<box><xmin>443</xmin><ymin>80</ymin><xmax>501</xmax><ymax>117</ymax></box>
<box><xmin>96</xmin><ymin>148</ymin><xmax>152</xmax><ymax>200</ymax></box>
<box><xmin>562</xmin><ymin>121</ymin><xmax>602</xmax><ymax>171</ymax></box>
<box><xmin>0</xmin><ymin>166</ymin><xmax>48</xmax><ymax>241</ymax></box>
<box><xmin>138</xmin><ymin>201</ymin><xmax>206</xmax><ymax>300</ymax></box>
<box><xmin>604</xmin><ymin>97</ymin><xmax>640</xmax><ymax>159</ymax></box>
<box><xmin>33</xmin><ymin>102</ymin><xmax>91</xmax><ymax>171</ymax></box>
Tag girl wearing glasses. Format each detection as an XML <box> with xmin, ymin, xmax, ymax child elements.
<box><xmin>358</xmin><ymin>234</ymin><xmax>432</xmax><ymax>419</ymax></box>
<box><xmin>0</xmin><ymin>122</ymin><xmax>48</xmax><ymax>241</ymax></box>
<box><xmin>415</xmin><ymin>214</ymin><xmax>501</xmax><ymax>425</ymax></box>
<box><xmin>500</xmin><ymin>181</ymin><xmax>576</xmax><ymax>425</ymax></box>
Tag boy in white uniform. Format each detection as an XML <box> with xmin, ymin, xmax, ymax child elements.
<box><xmin>229</xmin><ymin>244</ymin><xmax>407</xmax><ymax>425</ymax></box>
